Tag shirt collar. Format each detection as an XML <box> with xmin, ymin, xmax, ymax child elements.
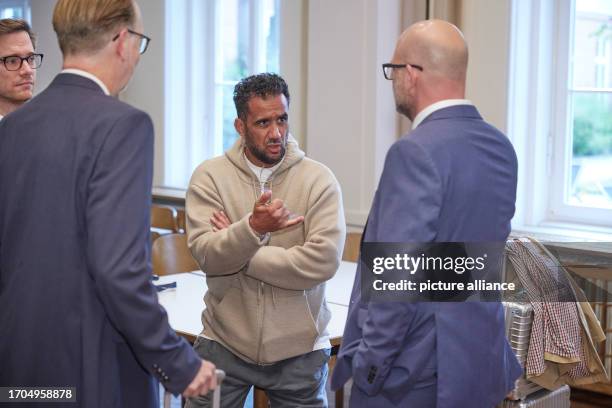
<box><xmin>61</xmin><ymin>69</ymin><xmax>110</xmax><ymax>96</ymax></box>
<box><xmin>412</xmin><ymin>99</ymin><xmax>473</xmax><ymax>129</ymax></box>
<box><xmin>244</xmin><ymin>151</ymin><xmax>285</xmax><ymax>184</ymax></box>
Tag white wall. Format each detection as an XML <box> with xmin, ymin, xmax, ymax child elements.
<box><xmin>460</xmin><ymin>0</ymin><xmax>512</xmax><ymax>133</ymax></box>
<box><xmin>30</xmin><ymin>0</ymin><xmax>61</xmax><ymax>95</ymax></box>
<box><xmin>279</xmin><ymin>0</ymin><xmax>307</xmax><ymax>148</ymax></box>
<box><xmin>306</xmin><ymin>0</ymin><xmax>402</xmax><ymax>227</ymax></box>
<box><xmin>121</xmin><ymin>0</ymin><xmax>165</xmax><ymax>186</ymax></box>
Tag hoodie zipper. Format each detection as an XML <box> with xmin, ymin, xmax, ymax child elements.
<box><xmin>250</xmin><ymin>166</ymin><xmax>272</xmax><ymax>364</ymax></box>
<box><xmin>255</xmin><ymin>281</ymin><xmax>265</xmax><ymax>364</ymax></box>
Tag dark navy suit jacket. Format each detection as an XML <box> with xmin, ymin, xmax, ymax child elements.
<box><xmin>331</xmin><ymin>105</ymin><xmax>522</xmax><ymax>407</ymax></box>
<box><xmin>0</xmin><ymin>74</ymin><xmax>200</xmax><ymax>407</ymax></box>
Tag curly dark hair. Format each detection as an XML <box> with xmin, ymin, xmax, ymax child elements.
<box><xmin>233</xmin><ymin>73</ymin><xmax>290</xmax><ymax>119</ymax></box>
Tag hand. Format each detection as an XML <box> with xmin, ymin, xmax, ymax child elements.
<box><xmin>182</xmin><ymin>360</ymin><xmax>218</xmax><ymax>398</ymax></box>
<box><xmin>249</xmin><ymin>191</ymin><xmax>304</xmax><ymax>235</ymax></box>
<box><xmin>210</xmin><ymin>210</ymin><xmax>231</xmax><ymax>231</ymax></box>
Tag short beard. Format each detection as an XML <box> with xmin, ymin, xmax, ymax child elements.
<box><xmin>395</xmin><ymin>101</ymin><xmax>411</xmax><ymax>119</ymax></box>
<box><xmin>244</xmin><ymin>130</ymin><xmax>287</xmax><ymax>166</ymax></box>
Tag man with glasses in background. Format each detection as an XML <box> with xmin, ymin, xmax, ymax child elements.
<box><xmin>0</xmin><ymin>1</ymin><xmax>216</xmax><ymax>406</ymax></box>
<box><xmin>0</xmin><ymin>18</ymin><xmax>41</xmax><ymax>120</ymax></box>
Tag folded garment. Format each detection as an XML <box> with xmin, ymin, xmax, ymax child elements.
<box><xmin>505</xmin><ymin>238</ymin><xmax>609</xmax><ymax>389</ymax></box>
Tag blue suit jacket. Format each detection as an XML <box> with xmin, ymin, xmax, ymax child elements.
<box><xmin>331</xmin><ymin>105</ymin><xmax>522</xmax><ymax>407</ymax></box>
<box><xmin>0</xmin><ymin>74</ymin><xmax>200</xmax><ymax>407</ymax></box>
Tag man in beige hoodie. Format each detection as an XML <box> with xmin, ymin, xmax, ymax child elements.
<box><xmin>186</xmin><ymin>73</ymin><xmax>346</xmax><ymax>408</ymax></box>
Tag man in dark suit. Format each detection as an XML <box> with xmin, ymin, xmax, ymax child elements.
<box><xmin>0</xmin><ymin>0</ymin><xmax>216</xmax><ymax>406</ymax></box>
<box><xmin>331</xmin><ymin>20</ymin><xmax>522</xmax><ymax>407</ymax></box>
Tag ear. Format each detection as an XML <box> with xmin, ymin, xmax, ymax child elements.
<box><xmin>114</xmin><ymin>28</ymin><xmax>129</xmax><ymax>60</ymax></box>
<box><xmin>234</xmin><ymin>117</ymin><xmax>245</xmax><ymax>138</ymax></box>
<box><xmin>401</xmin><ymin>66</ymin><xmax>417</xmax><ymax>93</ymax></box>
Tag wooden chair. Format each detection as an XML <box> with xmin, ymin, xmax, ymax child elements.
<box><xmin>342</xmin><ymin>232</ymin><xmax>362</xmax><ymax>262</ymax></box>
<box><xmin>151</xmin><ymin>233</ymin><xmax>199</xmax><ymax>276</ymax></box>
<box><xmin>151</xmin><ymin>204</ymin><xmax>179</xmax><ymax>233</ymax></box>
<box><xmin>176</xmin><ymin>208</ymin><xmax>186</xmax><ymax>234</ymax></box>
<box><xmin>150</xmin><ymin>230</ymin><xmax>161</xmax><ymax>246</ymax></box>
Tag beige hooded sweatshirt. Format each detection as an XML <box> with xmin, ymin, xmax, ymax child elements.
<box><xmin>186</xmin><ymin>136</ymin><xmax>346</xmax><ymax>364</ymax></box>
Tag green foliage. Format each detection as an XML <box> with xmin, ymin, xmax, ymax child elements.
<box><xmin>590</xmin><ymin>18</ymin><xmax>612</xmax><ymax>41</ymax></box>
<box><xmin>572</xmin><ymin>93</ymin><xmax>612</xmax><ymax>157</ymax></box>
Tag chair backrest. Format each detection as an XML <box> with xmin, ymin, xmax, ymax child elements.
<box><xmin>342</xmin><ymin>232</ymin><xmax>362</xmax><ymax>262</ymax></box>
<box><xmin>177</xmin><ymin>209</ymin><xmax>186</xmax><ymax>234</ymax></box>
<box><xmin>150</xmin><ymin>230</ymin><xmax>161</xmax><ymax>246</ymax></box>
<box><xmin>152</xmin><ymin>233</ymin><xmax>199</xmax><ymax>276</ymax></box>
<box><xmin>151</xmin><ymin>204</ymin><xmax>179</xmax><ymax>232</ymax></box>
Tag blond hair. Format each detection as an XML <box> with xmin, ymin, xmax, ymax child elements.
<box><xmin>0</xmin><ymin>18</ymin><xmax>36</xmax><ymax>48</ymax></box>
<box><xmin>52</xmin><ymin>0</ymin><xmax>135</xmax><ymax>55</ymax></box>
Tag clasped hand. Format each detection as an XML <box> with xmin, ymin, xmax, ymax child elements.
<box><xmin>209</xmin><ymin>191</ymin><xmax>304</xmax><ymax>235</ymax></box>
<box><xmin>249</xmin><ymin>191</ymin><xmax>304</xmax><ymax>235</ymax></box>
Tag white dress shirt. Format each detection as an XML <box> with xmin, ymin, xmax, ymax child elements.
<box><xmin>412</xmin><ymin>99</ymin><xmax>473</xmax><ymax>129</ymax></box>
<box><xmin>245</xmin><ymin>152</ymin><xmax>284</xmax><ymax>194</ymax></box>
<box><xmin>61</xmin><ymin>68</ymin><xmax>110</xmax><ymax>96</ymax></box>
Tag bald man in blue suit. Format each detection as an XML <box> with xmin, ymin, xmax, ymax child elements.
<box><xmin>331</xmin><ymin>20</ymin><xmax>522</xmax><ymax>407</ymax></box>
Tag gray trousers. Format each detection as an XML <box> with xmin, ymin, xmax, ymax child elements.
<box><xmin>185</xmin><ymin>337</ymin><xmax>331</xmax><ymax>408</ymax></box>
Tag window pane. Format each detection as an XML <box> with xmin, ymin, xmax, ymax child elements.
<box><xmin>576</xmin><ymin>0</ymin><xmax>612</xmax><ymax>15</ymax></box>
<box><xmin>216</xmin><ymin>0</ymin><xmax>280</xmax><ymax>154</ymax></box>
<box><xmin>1</xmin><ymin>7</ymin><xmax>23</xmax><ymax>18</ymax></box>
<box><xmin>263</xmin><ymin>0</ymin><xmax>280</xmax><ymax>73</ymax></box>
<box><xmin>572</xmin><ymin>1</ymin><xmax>612</xmax><ymax>88</ymax></box>
<box><xmin>569</xmin><ymin>91</ymin><xmax>612</xmax><ymax>209</ymax></box>
<box><xmin>220</xmin><ymin>0</ymin><xmax>250</xmax><ymax>82</ymax></box>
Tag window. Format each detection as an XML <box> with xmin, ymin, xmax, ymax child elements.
<box><xmin>164</xmin><ymin>0</ymin><xmax>280</xmax><ymax>189</ymax></box>
<box><xmin>508</xmin><ymin>0</ymin><xmax>612</xmax><ymax>230</ymax></box>
<box><xmin>0</xmin><ymin>0</ymin><xmax>30</xmax><ymax>21</ymax></box>
<box><xmin>560</xmin><ymin>1</ymin><xmax>612</xmax><ymax>209</ymax></box>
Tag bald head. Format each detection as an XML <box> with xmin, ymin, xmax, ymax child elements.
<box><xmin>389</xmin><ymin>20</ymin><xmax>469</xmax><ymax>120</ymax></box>
<box><xmin>396</xmin><ymin>19</ymin><xmax>468</xmax><ymax>83</ymax></box>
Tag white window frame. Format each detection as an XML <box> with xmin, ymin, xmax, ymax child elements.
<box><xmin>508</xmin><ymin>0</ymin><xmax>612</xmax><ymax>232</ymax></box>
<box><xmin>163</xmin><ymin>0</ymin><xmax>279</xmax><ymax>189</ymax></box>
<box><xmin>549</xmin><ymin>0</ymin><xmax>612</xmax><ymax>225</ymax></box>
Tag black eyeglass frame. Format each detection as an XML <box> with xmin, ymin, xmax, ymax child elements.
<box><xmin>0</xmin><ymin>53</ymin><xmax>44</xmax><ymax>71</ymax></box>
<box><xmin>382</xmin><ymin>63</ymin><xmax>424</xmax><ymax>80</ymax></box>
<box><xmin>112</xmin><ymin>29</ymin><xmax>151</xmax><ymax>55</ymax></box>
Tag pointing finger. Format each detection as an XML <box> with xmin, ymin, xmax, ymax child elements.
<box><xmin>256</xmin><ymin>191</ymin><xmax>272</xmax><ymax>206</ymax></box>
<box><xmin>282</xmin><ymin>215</ymin><xmax>304</xmax><ymax>229</ymax></box>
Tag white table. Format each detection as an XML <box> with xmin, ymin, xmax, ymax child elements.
<box><xmin>157</xmin><ymin>272</ymin><xmax>206</xmax><ymax>342</ymax></box>
<box><xmin>326</xmin><ymin>261</ymin><xmax>358</xmax><ymax>307</ymax></box>
<box><xmin>157</xmin><ymin>261</ymin><xmax>357</xmax><ymax>342</ymax></box>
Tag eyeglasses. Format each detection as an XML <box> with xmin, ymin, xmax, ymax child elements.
<box><xmin>112</xmin><ymin>29</ymin><xmax>151</xmax><ymax>55</ymax></box>
<box><xmin>0</xmin><ymin>53</ymin><xmax>44</xmax><ymax>71</ymax></box>
<box><xmin>382</xmin><ymin>63</ymin><xmax>423</xmax><ymax>80</ymax></box>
